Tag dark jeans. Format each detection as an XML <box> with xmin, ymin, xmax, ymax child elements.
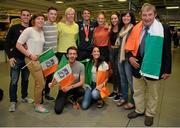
<box><xmin>9</xmin><ymin>58</ymin><xmax>30</xmax><ymax>102</ymax></box>
<box><xmin>54</xmin><ymin>87</ymin><xmax>84</xmax><ymax>114</ymax></box>
<box><xmin>109</xmin><ymin>47</ymin><xmax>121</xmax><ymax>93</ymax></box>
<box><xmin>118</xmin><ymin>60</ymin><xmax>134</xmax><ymax>103</ymax></box>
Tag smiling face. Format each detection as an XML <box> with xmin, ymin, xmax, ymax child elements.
<box><xmin>122</xmin><ymin>13</ymin><xmax>131</xmax><ymax>26</ymax></box>
<box><xmin>67</xmin><ymin>49</ymin><xmax>77</xmax><ymax>64</ymax></box>
<box><xmin>111</xmin><ymin>14</ymin><xmax>119</xmax><ymax>26</ymax></box>
<box><xmin>20</xmin><ymin>10</ymin><xmax>31</xmax><ymax>25</ymax></box>
<box><xmin>65</xmin><ymin>8</ymin><xmax>75</xmax><ymax>23</ymax></box>
<box><xmin>92</xmin><ymin>47</ymin><xmax>100</xmax><ymax>61</ymax></box>
<box><xmin>34</xmin><ymin>16</ymin><xmax>44</xmax><ymax>28</ymax></box>
<box><xmin>141</xmin><ymin>3</ymin><xmax>156</xmax><ymax>27</ymax></box>
<box><xmin>97</xmin><ymin>13</ymin><xmax>105</xmax><ymax>26</ymax></box>
<box><xmin>48</xmin><ymin>9</ymin><xmax>57</xmax><ymax>23</ymax></box>
<box><xmin>82</xmin><ymin>10</ymin><xmax>90</xmax><ymax>21</ymax></box>
<box><xmin>141</xmin><ymin>9</ymin><xmax>156</xmax><ymax>27</ymax></box>
<box><xmin>66</xmin><ymin>12</ymin><xmax>75</xmax><ymax>23</ymax></box>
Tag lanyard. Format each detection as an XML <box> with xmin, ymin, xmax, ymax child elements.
<box><xmin>83</xmin><ymin>21</ymin><xmax>90</xmax><ymax>42</ymax></box>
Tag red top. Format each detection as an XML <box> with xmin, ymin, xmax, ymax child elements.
<box><xmin>93</xmin><ymin>26</ymin><xmax>110</xmax><ymax>47</ymax></box>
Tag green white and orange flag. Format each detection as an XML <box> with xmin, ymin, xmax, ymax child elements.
<box><xmin>96</xmin><ymin>71</ymin><xmax>110</xmax><ymax>99</ymax></box>
<box><xmin>53</xmin><ymin>55</ymin><xmax>75</xmax><ymax>88</ymax></box>
<box><xmin>39</xmin><ymin>48</ymin><xmax>58</xmax><ymax>77</ymax></box>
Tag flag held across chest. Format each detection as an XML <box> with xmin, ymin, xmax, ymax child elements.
<box><xmin>39</xmin><ymin>48</ymin><xmax>58</xmax><ymax>77</ymax></box>
<box><xmin>53</xmin><ymin>55</ymin><xmax>75</xmax><ymax>88</ymax></box>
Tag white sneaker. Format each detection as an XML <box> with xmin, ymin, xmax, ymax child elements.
<box><xmin>9</xmin><ymin>102</ymin><xmax>16</xmax><ymax>112</ymax></box>
<box><xmin>21</xmin><ymin>97</ymin><xmax>34</xmax><ymax>104</ymax></box>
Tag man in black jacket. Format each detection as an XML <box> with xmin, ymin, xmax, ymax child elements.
<box><xmin>125</xmin><ymin>3</ymin><xmax>172</xmax><ymax>126</ymax></box>
<box><xmin>5</xmin><ymin>9</ymin><xmax>33</xmax><ymax>112</ymax></box>
<box><xmin>76</xmin><ymin>8</ymin><xmax>97</xmax><ymax>61</ymax></box>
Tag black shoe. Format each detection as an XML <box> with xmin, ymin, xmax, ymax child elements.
<box><xmin>145</xmin><ymin>115</ymin><xmax>153</xmax><ymax>126</ymax></box>
<box><xmin>113</xmin><ymin>94</ymin><xmax>121</xmax><ymax>102</ymax></box>
<box><xmin>127</xmin><ymin>111</ymin><xmax>144</xmax><ymax>119</ymax></box>
<box><xmin>96</xmin><ymin>100</ymin><xmax>104</xmax><ymax>108</ymax></box>
<box><xmin>108</xmin><ymin>92</ymin><xmax>117</xmax><ymax>98</ymax></box>
<box><xmin>45</xmin><ymin>95</ymin><xmax>55</xmax><ymax>100</ymax></box>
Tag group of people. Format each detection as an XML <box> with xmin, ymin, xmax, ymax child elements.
<box><xmin>4</xmin><ymin>2</ymin><xmax>172</xmax><ymax>127</ymax></box>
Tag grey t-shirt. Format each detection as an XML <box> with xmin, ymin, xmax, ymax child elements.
<box><xmin>71</xmin><ymin>61</ymin><xmax>85</xmax><ymax>84</ymax></box>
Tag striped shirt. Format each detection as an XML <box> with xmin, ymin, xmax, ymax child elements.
<box><xmin>43</xmin><ymin>21</ymin><xmax>58</xmax><ymax>52</ymax></box>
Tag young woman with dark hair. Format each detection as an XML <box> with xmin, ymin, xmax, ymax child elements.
<box><xmin>116</xmin><ymin>11</ymin><xmax>136</xmax><ymax>110</ymax></box>
<box><xmin>108</xmin><ymin>11</ymin><xmax>122</xmax><ymax>101</ymax></box>
<box><xmin>81</xmin><ymin>46</ymin><xmax>109</xmax><ymax>109</ymax></box>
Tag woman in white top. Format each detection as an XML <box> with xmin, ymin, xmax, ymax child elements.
<box><xmin>16</xmin><ymin>13</ymin><xmax>48</xmax><ymax>113</ymax></box>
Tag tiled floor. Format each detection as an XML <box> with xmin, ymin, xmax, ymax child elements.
<box><xmin>0</xmin><ymin>48</ymin><xmax>180</xmax><ymax>127</ymax></box>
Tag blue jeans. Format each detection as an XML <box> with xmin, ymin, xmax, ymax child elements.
<box><xmin>109</xmin><ymin>47</ymin><xmax>121</xmax><ymax>92</ymax></box>
<box><xmin>81</xmin><ymin>82</ymin><xmax>101</xmax><ymax>110</ymax></box>
<box><xmin>9</xmin><ymin>58</ymin><xmax>30</xmax><ymax>102</ymax></box>
<box><xmin>118</xmin><ymin>60</ymin><xmax>133</xmax><ymax>102</ymax></box>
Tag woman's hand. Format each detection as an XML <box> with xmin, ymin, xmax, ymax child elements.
<box><xmin>96</xmin><ymin>82</ymin><xmax>105</xmax><ymax>91</ymax></box>
<box><xmin>29</xmin><ymin>54</ymin><xmax>38</xmax><ymax>61</ymax></box>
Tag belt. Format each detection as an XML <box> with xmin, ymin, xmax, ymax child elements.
<box><xmin>111</xmin><ymin>45</ymin><xmax>119</xmax><ymax>48</ymax></box>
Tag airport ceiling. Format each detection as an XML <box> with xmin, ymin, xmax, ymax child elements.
<box><xmin>0</xmin><ymin>0</ymin><xmax>180</xmax><ymax>24</ymax></box>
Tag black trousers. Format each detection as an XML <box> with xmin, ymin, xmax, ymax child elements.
<box><xmin>54</xmin><ymin>87</ymin><xmax>84</xmax><ymax>114</ymax></box>
<box><xmin>99</xmin><ymin>46</ymin><xmax>109</xmax><ymax>63</ymax></box>
<box><xmin>44</xmin><ymin>74</ymin><xmax>53</xmax><ymax>95</ymax></box>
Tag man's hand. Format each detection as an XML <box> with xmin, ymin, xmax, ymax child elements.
<box><xmin>129</xmin><ymin>57</ymin><xmax>140</xmax><ymax>69</ymax></box>
<box><xmin>9</xmin><ymin>58</ymin><xmax>16</xmax><ymax>67</ymax></box>
<box><xmin>48</xmin><ymin>83</ymin><xmax>53</xmax><ymax>88</ymax></box>
<box><xmin>161</xmin><ymin>73</ymin><xmax>170</xmax><ymax>80</ymax></box>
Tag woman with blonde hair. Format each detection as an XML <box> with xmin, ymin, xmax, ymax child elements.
<box><xmin>56</xmin><ymin>7</ymin><xmax>79</xmax><ymax>60</ymax></box>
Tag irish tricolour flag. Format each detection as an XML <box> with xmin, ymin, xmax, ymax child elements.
<box><xmin>140</xmin><ymin>19</ymin><xmax>164</xmax><ymax>79</ymax></box>
<box><xmin>53</xmin><ymin>55</ymin><xmax>75</xmax><ymax>88</ymax></box>
<box><xmin>39</xmin><ymin>48</ymin><xmax>58</xmax><ymax>77</ymax></box>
